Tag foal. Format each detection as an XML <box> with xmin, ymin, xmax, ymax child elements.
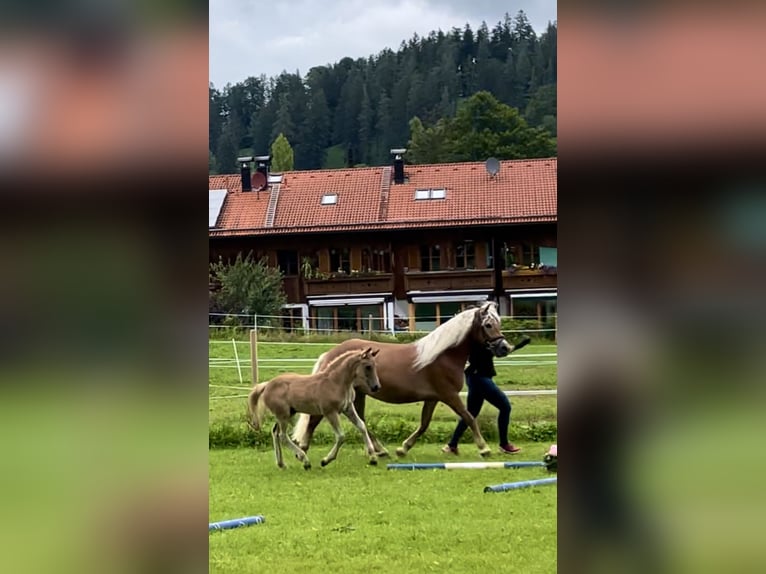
<box><xmin>248</xmin><ymin>347</ymin><xmax>381</xmax><ymax>469</ymax></box>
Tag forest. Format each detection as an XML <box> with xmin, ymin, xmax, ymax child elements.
<box><xmin>209</xmin><ymin>11</ymin><xmax>556</xmax><ymax>174</ymax></box>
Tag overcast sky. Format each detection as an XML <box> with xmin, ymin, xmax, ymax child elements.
<box><xmin>210</xmin><ymin>0</ymin><xmax>557</xmax><ymax>88</ymax></box>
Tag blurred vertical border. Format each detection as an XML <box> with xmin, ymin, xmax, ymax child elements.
<box><xmin>558</xmin><ymin>2</ymin><xmax>766</xmax><ymax>573</ymax></box>
<box><xmin>0</xmin><ymin>1</ymin><xmax>209</xmax><ymax>573</ymax></box>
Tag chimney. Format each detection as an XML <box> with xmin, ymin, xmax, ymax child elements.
<box><xmin>390</xmin><ymin>148</ymin><xmax>407</xmax><ymax>184</ymax></box>
<box><xmin>254</xmin><ymin>155</ymin><xmax>271</xmax><ymax>191</ymax></box>
<box><xmin>238</xmin><ymin>156</ymin><xmax>253</xmax><ymax>192</ymax></box>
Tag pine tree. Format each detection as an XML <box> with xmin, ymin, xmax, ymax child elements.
<box><xmin>216</xmin><ymin>116</ymin><xmax>240</xmax><ymax>174</ymax></box>
<box><xmin>357</xmin><ymin>85</ymin><xmax>373</xmax><ymax>165</ymax></box>
<box><xmin>299</xmin><ymin>88</ymin><xmax>330</xmax><ymax>169</ymax></box>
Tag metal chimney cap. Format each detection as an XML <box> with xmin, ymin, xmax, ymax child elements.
<box><xmin>237</xmin><ymin>156</ymin><xmax>254</xmax><ymax>163</ymax></box>
<box><xmin>254</xmin><ymin>155</ymin><xmax>271</xmax><ymax>162</ymax></box>
<box><xmin>390</xmin><ymin>148</ymin><xmax>407</xmax><ymax>156</ymax></box>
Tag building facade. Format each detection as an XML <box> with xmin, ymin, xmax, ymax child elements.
<box><xmin>209</xmin><ymin>156</ymin><xmax>557</xmax><ymax>332</ymax></box>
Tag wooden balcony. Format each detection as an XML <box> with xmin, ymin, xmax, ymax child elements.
<box><xmin>304</xmin><ymin>273</ymin><xmax>394</xmax><ymax>297</ymax></box>
<box><xmin>502</xmin><ymin>268</ymin><xmax>558</xmax><ymax>290</ymax></box>
<box><xmin>404</xmin><ymin>269</ymin><xmax>494</xmax><ymax>292</ymax></box>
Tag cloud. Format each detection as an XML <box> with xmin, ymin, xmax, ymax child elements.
<box><xmin>210</xmin><ymin>0</ymin><xmax>556</xmax><ymax>87</ymax></box>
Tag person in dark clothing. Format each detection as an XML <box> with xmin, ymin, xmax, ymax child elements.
<box><xmin>442</xmin><ymin>337</ymin><xmax>529</xmax><ymax>455</ymax></box>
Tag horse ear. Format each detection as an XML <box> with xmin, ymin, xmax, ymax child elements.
<box><xmin>372</xmin><ymin>349</ymin><xmax>380</xmax><ymax>357</ymax></box>
<box><xmin>361</xmin><ymin>348</ymin><xmax>370</xmax><ymax>358</ymax></box>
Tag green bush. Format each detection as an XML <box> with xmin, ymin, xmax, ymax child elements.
<box><xmin>501</xmin><ymin>318</ymin><xmax>556</xmax><ymax>342</ymax></box>
<box><xmin>209</xmin><ymin>417</ymin><xmax>557</xmax><ymax>449</ymax></box>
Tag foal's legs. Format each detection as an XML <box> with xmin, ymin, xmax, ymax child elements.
<box><xmin>298</xmin><ymin>414</ymin><xmax>324</xmax><ymax>453</ymax></box>
<box><xmin>342</xmin><ymin>403</ymin><xmax>378</xmax><ymax>465</ymax></box>
<box><xmin>441</xmin><ymin>393</ymin><xmax>491</xmax><ymax>457</ymax></box>
<box><xmin>354</xmin><ymin>394</ymin><xmax>389</xmax><ymax>457</ymax></box>
<box><xmin>320</xmin><ymin>412</ymin><xmax>346</xmax><ymax>467</ymax></box>
<box><xmin>395</xmin><ymin>400</ymin><xmax>437</xmax><ymax>457</ymax></box>
<box><xmin>278</xmin><ymin>420</ymin><xmax>312</xmax><ymax>470</ymax></box>
<box><xmin>271</xmin><ymin>423</ymin><xmax>285</xmax><ymax>469</ymax></box>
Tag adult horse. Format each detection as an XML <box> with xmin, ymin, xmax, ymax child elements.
<box><xmin>293</xmin><ymin>301</ymin><xmax>519</xmax><ymax>458</ymax></box>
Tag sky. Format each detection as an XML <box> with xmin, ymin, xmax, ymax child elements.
<box><xmin>210</xmin><ymin>0</ymin><xmax>557</xmax><ymax>88</ymax></box>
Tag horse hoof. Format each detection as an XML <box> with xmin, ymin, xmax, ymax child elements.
<box><xmin>369</xmin><ymin>458</ymin><xmax>378</xmax><ymax>466</ymax></box>
<box><xmin>395</xmin><ymin>447</ymin><xmax>408</xmax><ymax>457</ymax></box>
<box><xmin>376</xmin><ymin>450</ymin><xmax>390</xmax><ymax>458</ymax></box>
<box><xmin>277</xmin><ymin>463</ymin><xmax>286</xmax><ymax>469</ymax></box>
<box><xmin>320</xmin><ymin>460</ymin><xmax>328</xmax><ymax>467</ymax></box>
<box><xmin>479</xmin><ymin>448</ymin><xmax>492</xmax><ymax>458</ymax></box>
<box><xmin>304</xmin><ymin>463</ymin><xmax>312</xmax><ymax>470</ymax></box>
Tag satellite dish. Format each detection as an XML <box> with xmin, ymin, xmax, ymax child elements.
<box><xmin>486</xmin><ymin>157</ymin><xmax>500</xmax><ymax>177</ymax></box>
<box><xmin>251</xmin><ymin>171</ymin><xmax>267</xmax><ymax>191</ymax></box>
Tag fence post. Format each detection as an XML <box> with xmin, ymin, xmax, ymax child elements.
<box><xmin>368</xmin><ymin>314</ymin><xmax>373</xmax><ymax>334</ymax></box>
<box><xmin>250</xmin><ymin>314</ymin><xmax>258</xmax><ymax>384</ymax></box>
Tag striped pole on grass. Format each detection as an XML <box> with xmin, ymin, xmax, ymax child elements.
<box><xmin>209</xmin><ymin>515</ymin><xmax>265</xmax><ymax>532</ymax></box>
<box><xmin>387</xmin><ymin>461</ymin><xmax>545</xmax><ymax>471</ymax></box>
<box><xmin>484</xmin><ymin>477</ymin><xmax>557</xmax><ymax>493</ymax></box>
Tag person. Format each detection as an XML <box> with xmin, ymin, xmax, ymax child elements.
<box><xmin>442</xmin><ymin>336</ymin><xmax>530</xmax><ymax>455</ymax></box>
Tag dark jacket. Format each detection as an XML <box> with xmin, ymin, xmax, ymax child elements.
<box><xmin>465</xmin><ymin>341</ymin><xmax>497</xmax><ymax>378</ymax></box>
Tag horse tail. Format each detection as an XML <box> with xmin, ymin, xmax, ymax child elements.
<box><xmin>247</xmin><ymin>382</ymin><xmax>269</xmax><ymax>431</ymax></box>
<box><xmin>291</xmin><ymin>352</ymin><xmax>328</xmax><ymax>443</ymax></box>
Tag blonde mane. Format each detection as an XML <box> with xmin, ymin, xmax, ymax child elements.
<box><xmin>323</xmin><ymin>349</ymin><xmax>360</xmax><ymax>375</ymax></box>
<box><xmin>412</xmin><ymin>302</ymin><xmax>499</xmax><ymax>370</ymax></box>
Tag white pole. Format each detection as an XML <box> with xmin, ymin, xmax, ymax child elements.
<box><xmin>232</xmin><ymin>339</ymin><xmax>243</xmax><ymax>384</ymax></box>
<box><xmin>252</xmin><ymin>314</ymin><xmax>259</xmax><ymax>384</ymax></box>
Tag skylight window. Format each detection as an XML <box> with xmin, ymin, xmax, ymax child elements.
<box><xmin>414</xmin><ymin>188</ymin><xmax>447</xmax><ymax>200</ymax></box>
<box><xmin>430</xmin><ymin>188</ymin><xmax>446</xmax><ymax>199</ymax></box>
<box><xmin>321</xmin><ymin>194</ymin><xmax>338</xmax><ymax>205</ymax></box>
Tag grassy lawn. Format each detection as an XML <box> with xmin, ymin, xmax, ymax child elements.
<box><xmin>209</xmin><ymin>445</ymin><xmax>557</xmax><ymax>573</ymax></box>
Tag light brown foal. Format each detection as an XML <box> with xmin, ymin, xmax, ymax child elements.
<box><xmin>248</xmin><ymin>347</ymin><xmax>381</xmax><ymax>469</ymax></box>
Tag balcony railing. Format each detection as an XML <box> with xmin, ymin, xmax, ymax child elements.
<box><xmin>503</xmin><ymin>267</ymin><xmax>557</xmax><ymax>290</ymax></box>
<box><xmin>304</xmin><ymin>273</ymin><xmax>394</xmax><ymax>297</ymax></box>
<box><xmin>404</xmin><ymin>269</ymin><xmax>494</xmax><ymax>292</ymax></box>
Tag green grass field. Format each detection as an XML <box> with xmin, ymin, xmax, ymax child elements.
<box><xmin>209</xmin><ymin>446</ymin><xmax>557</xmax><ymax>573</ymax></box>
<box><xmin>209</xmin><ymin>336</ymin><xmax>557</xmax><ymax>572</ymax></box>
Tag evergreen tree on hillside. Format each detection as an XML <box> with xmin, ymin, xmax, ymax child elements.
<box><xmin>210</xmin><ymin>11</ymin><xmax>556</xmax><ymax>171</ymax></box>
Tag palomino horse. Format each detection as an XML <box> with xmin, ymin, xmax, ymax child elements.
<box><xmin>293</xmin><ymin>302</ymin><xmax>517</xmax><ymax>458</ymax></box>
<box><xmin>248</xmin><ymin>347</ymin><xmax>381</xmax><ymax>469</ymax></box>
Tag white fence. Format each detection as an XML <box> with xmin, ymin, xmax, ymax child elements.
<box><xmin>209</xmin><ymin>312</ymin><xmax>557</xmax><ymax>336</ymax></box>
<box><xmin>209</xmin><ymin>335</ymin><xmax>557</xmax><ymax>401</ymax></box>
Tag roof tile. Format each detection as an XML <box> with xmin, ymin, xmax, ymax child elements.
<box><xmin>209</xmin><ymin>158</ymin><xmax>556</xmax><ymax>237</ymax></box>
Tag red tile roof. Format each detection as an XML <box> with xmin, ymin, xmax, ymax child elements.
<box><xmin>209</xmin><ymin>158</ymin><xmax>556</xmax><ymax>237</ymax></box>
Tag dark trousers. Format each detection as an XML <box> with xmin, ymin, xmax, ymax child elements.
<box><xmin>448</xmin><ymin>373</ymin><xmax>511</xmax><ymax>447</ymax></box>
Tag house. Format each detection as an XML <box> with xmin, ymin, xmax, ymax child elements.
<box><xmin>209</xmin><ymin>153</ymin><xmax>557</xmax><ymax>332</ymax></box>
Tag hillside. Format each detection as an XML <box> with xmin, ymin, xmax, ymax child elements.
<box><xmin>210</xmin><ymin>11</ymin><xmax>556</xmax><ymax>174</ymax></box>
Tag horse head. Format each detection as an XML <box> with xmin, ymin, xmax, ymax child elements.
<box><xmin>356</xmin><ymin>347</ymin><xmax>381</xmax><ymax>393</ymax></box>
<box><xmin>476</xmin><ymin>302</ymin><xmax>512</xmax><ymax>357</ymax></box>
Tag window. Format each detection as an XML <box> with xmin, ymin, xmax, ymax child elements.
<box><xmin>280</xmin><ymin>307</ymin><xmax>303</xmax><ymax>332</ymax></box>
<box><xmin>321</xmin><ymin>194</ymin><xmax>338</xmax><ymax>205</ymax></box>
<box><xmin>486</xmin><ymin>241</ymin><xmax>494</xmax><ymax>268</ymax></box>
<box><xmin>420</xmin><ymin>244</ymin><xmax>441</xmax><ymax>271</ymax></box>
<box><xmin>414</xmin><ymin>303</ymin><xmax>437</xmax><ymax>331</ymax></box>
<box><xmin>455</xmin><ymin>240</ymin><xmax>475</xmax><ymax>269</ymax></box>
<box><xmin>521</xmin><ymin>243</ymin><xmax>540</xmax><ymax>267</ymax></box>
<box><xmin>330</xmin><ymin>247</ymin><xmax>350</xmax><ymax>274</ymax></box>
<box><xmin>414</xmin><ymin>188</ymin><xmax>447</xmax><ymax>200</ymax></box>
<box><xmin>430</xmin><ymin>188</ymin><xmax>446</xmax><ymax>199</ymax></box>
<box><xmin>361</xmin><ymin>248</ymin><xmax>392</xmax><ymax>273</ymax></box>
<box><xmin>277</xmin><ymin>250</ymin><xmax>298</xmax><ymax>275</ymax></box>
